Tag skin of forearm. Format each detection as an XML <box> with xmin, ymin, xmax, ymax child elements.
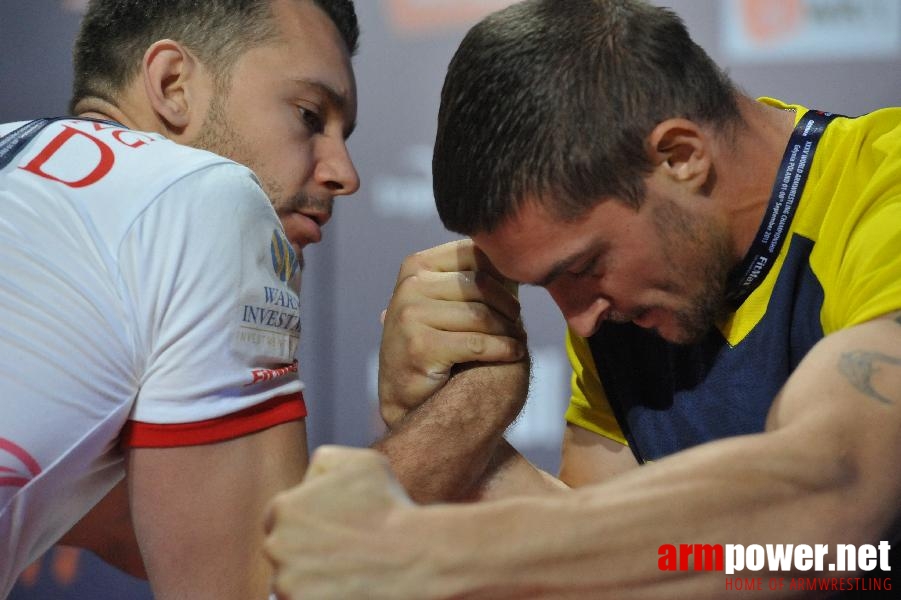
<box><xmin>464</xmin><ymin>438</ymin><xmax>568</xmax><ymax>502</ymax></box>
<box><xmin>403</xmin><ymin>427</ymin><xmax>894</xmax><ymax>599</ymax></box>
<box><xmin>373</xmin><ymin>360</ymin><xmax>529</xmax><ymax>503</ymax></box>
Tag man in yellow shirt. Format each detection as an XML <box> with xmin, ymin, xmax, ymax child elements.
<box><xmin>264</xmin><ymin>1</ymin><xmax>901</xmax><ymax>597</ymax></box>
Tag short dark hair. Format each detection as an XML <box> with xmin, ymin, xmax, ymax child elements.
<box><xmin>70</xmin><ymin>0</ymin><xmax>359</xmax><ymax>112</ymax></box>
<box><xmin>433</xmin><ymin>0</ymin><xmax>741</xmax><ymax>235</ymax></box>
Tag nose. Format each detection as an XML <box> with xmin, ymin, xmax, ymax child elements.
<box><xmin>315</xmin><ymin>137</ymin><xmax>360</xmax><ymax>196</ymax></box>
<box><xmin>547</xmin><ymin>282</ymin><xmax>611</xmax><ymax>338</ymax></box>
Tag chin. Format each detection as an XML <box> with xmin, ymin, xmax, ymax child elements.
<box><xmin>663</xmin><ymin>322</ymin><xmax>715</xmax><ymax>346</ymax></box>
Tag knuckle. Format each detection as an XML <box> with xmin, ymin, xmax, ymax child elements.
<box><xmin>455</xmin><ymin>271</ymin><xmax>474</xmax><ymax>287</ymax></box>
<box><xmin>407</xmin><ymin>253</ymin><xmax>432</xmax><ymax>275</ymax></box>
<box><xmin>401</xmin><ymin>252</ymin><xmax>422</xmax><ymax>271</ymax></box>
<box><xmin>463</xmin><ymin>302</ymin><xmax>492</xmax><ymax>330</ymax></box>
<box><xmin>407</xmin><ymin>333</ymin><xmax>428</xmax><ymax>358</ymax></box>
<box><xmin>466</xmin><ymin>333</ymin><xmax>487</xmax><ymax>354</ymax></box>
<box><xmin>392</xmin><ymin>274</ymin><xmax>415</xmax><ymax>297</ymax></box>
<box><xmin>262</xmin><ymin>533</ymin><xmax>281</xmax><ymax>561</ymax></box>
<box><xmin>395</xmin><ymin>303</ymin><xmax>421</xmax><ymax>327</ymax></box>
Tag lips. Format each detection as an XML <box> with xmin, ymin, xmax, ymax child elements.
<box><xmin>281</xmin><ymin>211</ymin><xmax>323</xmax><ymax>251</ymax></box>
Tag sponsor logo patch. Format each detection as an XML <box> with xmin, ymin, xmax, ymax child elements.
<box><xmin>270</xmin><ymin>229</ymin><xmax>298</xmax><ymax>283</ymax></box>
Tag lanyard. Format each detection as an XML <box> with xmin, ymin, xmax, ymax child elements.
<box><xmin>724</xmin><ymin>109</ymin><xmax>840</xmax><ymax>308</ymax></box>
<box><xmin>0</xmin><ymin>116</ymin><xmax>124</xmax><ymax>171</ymax></box>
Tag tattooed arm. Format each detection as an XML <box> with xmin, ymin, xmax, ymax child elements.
<box><xmin>263</xmin><ymin>311</ymin><xmax>901</xmax><ymax>599</ymax></box>
<box><xmin>837</xmin><ymin>320</ymin><xmax>901</xmax><ymax>405</ymax></box>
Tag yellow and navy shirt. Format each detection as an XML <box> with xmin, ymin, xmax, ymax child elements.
<box><xmin>565</xmin><ymin>99</ymin><xmax>901</xmax><ymax>463</ymax></box>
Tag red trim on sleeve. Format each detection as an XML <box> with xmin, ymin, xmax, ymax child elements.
<box><xmin>121</xmin><ymin>392</ymin><xmax>307</xmax><ymax>449</ymax></box>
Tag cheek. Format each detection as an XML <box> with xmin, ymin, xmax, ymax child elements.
<box><xmin>266</xmin><ymin>143</ymin><xmax>315</xmax><ymax>193</ymax></box>
<box><xmin>619</xmin><ymin>232</ymin><xmax>672</xmax><ymax>284</ymax></box>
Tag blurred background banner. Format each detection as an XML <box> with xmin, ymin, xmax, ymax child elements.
<box><xmin>383</xmin><ymin>0</ymin><xmax>518</xmax><ymax>33</ymax></box>
<box><xmin>722</xmin><ymin>0</ymin><xmax>901</xmax><ymax>62</ymax></box>
<box><xmin>3</xmin><ymin>1</ymin><xmax>899</xmax><ymax>598</ymax></box>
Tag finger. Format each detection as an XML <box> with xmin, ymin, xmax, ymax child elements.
<box><xmin>407</xmin><ymin>329</ymin><xmax>526</xmax><ymax>369</ymax></box>
<box><xmin>444</xmin><ymin>331</ymin><xmax>526</xmax><ymax>364</ymax></box>
<box><xmin>396</xmin><ymin>270</ymin><xmax>521</xmax><ymax>323</ymax></box>
<box><xmin>397</xmin><ymin>239</ymin><xmax>506</xmax><ymax>283</ymax></box>
<box><xmin>393</xmin><ymin>299</ymin><xmax>525</xmax><ymax>340</ymax></box>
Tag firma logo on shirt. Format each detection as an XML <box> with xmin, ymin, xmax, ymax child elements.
<box><xmin>0</xmin><ymin>437</ymin><xmax>42</xmax><ymax>489</ymax></box>
<box><xmin>270</xmin><ymin>229</ymin><xmax>298</xmax><ymax>283</ymax></box>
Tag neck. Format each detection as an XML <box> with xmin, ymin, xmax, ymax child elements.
<box><xmin>718</xmin><ymin>96</ymin><xmax>798</xmax><ymax>263</ymax></box>
<box><xmin>73</xmin><ymin>95</ymin><xmax>169</xmax><ymax>136</ymax></box>
<box><xmin>73</xmin><ymin>97</ymin><xmax>134</xmax><ymax>129</ymax></box>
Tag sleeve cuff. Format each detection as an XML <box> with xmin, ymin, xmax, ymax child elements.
<box><xmin>121</xmin><ymin>392</ymin><xmax>307</xmax><ymax>448</ymax></box>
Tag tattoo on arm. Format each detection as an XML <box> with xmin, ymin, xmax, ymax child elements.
<box><xmin>895</xmin><ymin>314</ymin><xmax>901</xmax><ymax>326</ymax></box>
<box><xmin>839</xmin><ymin>351</ymin><xmax>901</xmax><ymax>405</ymax></box>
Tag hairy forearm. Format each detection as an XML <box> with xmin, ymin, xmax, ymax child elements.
<box><xmin>373</xmin><ymin>361</ymin><xmax>528</xmax><ymax>503</ymax></box>
<box><xmin>421</xmin><ymin>311</ymin><xmax>901</xmax><ymax>596</ymax></box>
<box><xmin>414</xmin><ymin>430</ymin><xmax>892</xmax><ymax>599</ymax></box>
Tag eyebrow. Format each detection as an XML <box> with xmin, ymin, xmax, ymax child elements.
<box><xmin>527</xmin><ymin>253</ymin><xmax>586</xmax><ymax>288</ymax></box>
<box><xmin>293</xmin><ymin>78</ymin><xmax>357</xmax><ymax>138</ymax></box>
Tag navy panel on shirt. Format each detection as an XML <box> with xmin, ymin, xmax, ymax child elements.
<box><xmin>588</xmin><ymin>234</ymin><xmax>825</xmax><ymax>463</ymax></box>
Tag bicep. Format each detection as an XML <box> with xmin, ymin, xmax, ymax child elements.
<box><xmin>128</xmin><ymin>420</ymin><xmax>308</xmax><ymax>600</ymax></box>
<box><xmin>765</xmin><ymin>310</ymin><xmax>901</xmax><ymax>537</ymax></box>
<box><xmin>559</xmin><ymin>423</ymin><xmax>638</xmax><ymax>488</ymax></box>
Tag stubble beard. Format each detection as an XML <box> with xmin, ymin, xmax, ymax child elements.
<box><xmin>191</xmin><ymin>92</ymin><xmax>320</xmax><ymax>272</ymax></box>
<box><xmin>652</xmin><ymin>199</ymin><xmax>734</xmax><ymax>346</ymax></box>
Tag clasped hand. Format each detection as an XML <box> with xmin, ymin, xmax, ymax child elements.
<box><xmin>377</xmin><ymin>239</ymin><xmax>528</xmax><ymax>427</ymax></box>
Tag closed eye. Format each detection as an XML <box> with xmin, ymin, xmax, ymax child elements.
<box><xmin>568</xmin><ymin>255</ymin><xmax>600</xmax><ymax>279</ymax></box>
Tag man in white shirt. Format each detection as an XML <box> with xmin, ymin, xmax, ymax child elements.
<box><xmin>0</xmin><ymin>1</ymin><xmax>360</xmax><ymax>598</ymax></box>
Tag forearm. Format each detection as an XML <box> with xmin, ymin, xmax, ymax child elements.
<box><xmin>465</xmin><ymin>439</ymin><xmax>567</xmax><ymax>501</ymax></box>
<box><xmin>426</xmin><ymin>311</ymin><xmax>901</xmax><ymax>597</ymax></box>
<box><xmin>420</xmin><ymin>430</ymin><xmax>890</xmax><ymax>599</ymax></box>
<box><xmin>373</xmin><ymin>361</ymin><xmax>528</xmax><ymax>503</ymax></box>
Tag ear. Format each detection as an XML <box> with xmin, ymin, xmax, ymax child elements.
<box><xmin>141</xmin><ymin>39</ymin><xmax>208</xmax><ymax>134</ymax></box>
<box><xmin>646</xmin><ymin>118</ymin><xmax>712</xmax><ymax>192</ymax></box>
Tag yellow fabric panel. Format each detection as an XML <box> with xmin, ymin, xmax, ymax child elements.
<box><xmin>806</xmin><ymin>113</ymin><xmax>901</xmax><ymax>331</ymax></box>
<box><xmin>563</xmin><ymin>327</ymin><xmax>627</xmax><ymax>445</ymax></box>
<box><xmin>759</xmin><ymin>98</ymin><xmax>901</xmax><ymax>332</ymax></box>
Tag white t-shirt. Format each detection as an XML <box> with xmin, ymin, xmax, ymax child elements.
<box><xmin>0</xmin><ymin>118</ymin><xmax>306</xmax><ymax>595</ymax></box>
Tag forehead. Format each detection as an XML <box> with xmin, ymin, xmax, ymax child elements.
<box><xmin>249</xmin><ymin>0</ymin><xmax>357</xmax><ymax>109</ymax></box>
<box><xmin>472</xmin><ymin>201</ymin><xmax>590</xmax><ymax>284</ymax></box>
<box><xmin>473</xmin><ymin>196</ymin><xmax>644</xmax><ymax>285</ymax></box>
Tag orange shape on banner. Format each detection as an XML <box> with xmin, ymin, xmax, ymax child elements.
<box><xmin>740</xmin><ymin>0</ymin><xmax>804</xmax><ymax>42</ymax></box>
<box><xmin>384</xmin><ymin>0</ymin><xmax>518</xmax><ymax>34</ymax></box>
<box><xmin>52</xmin><ymin>547</ymin><xmax>82</xmax><ymax>586</ymax></box>
<box><xmin>16</xmin><ymin>548</ymin><xmax>84</xmax><ymax>589</ymax></box>
<box><xmin>18</xmin><ymin>561</ymin><xmax>41</xmax><ymax>588</ymax></box>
